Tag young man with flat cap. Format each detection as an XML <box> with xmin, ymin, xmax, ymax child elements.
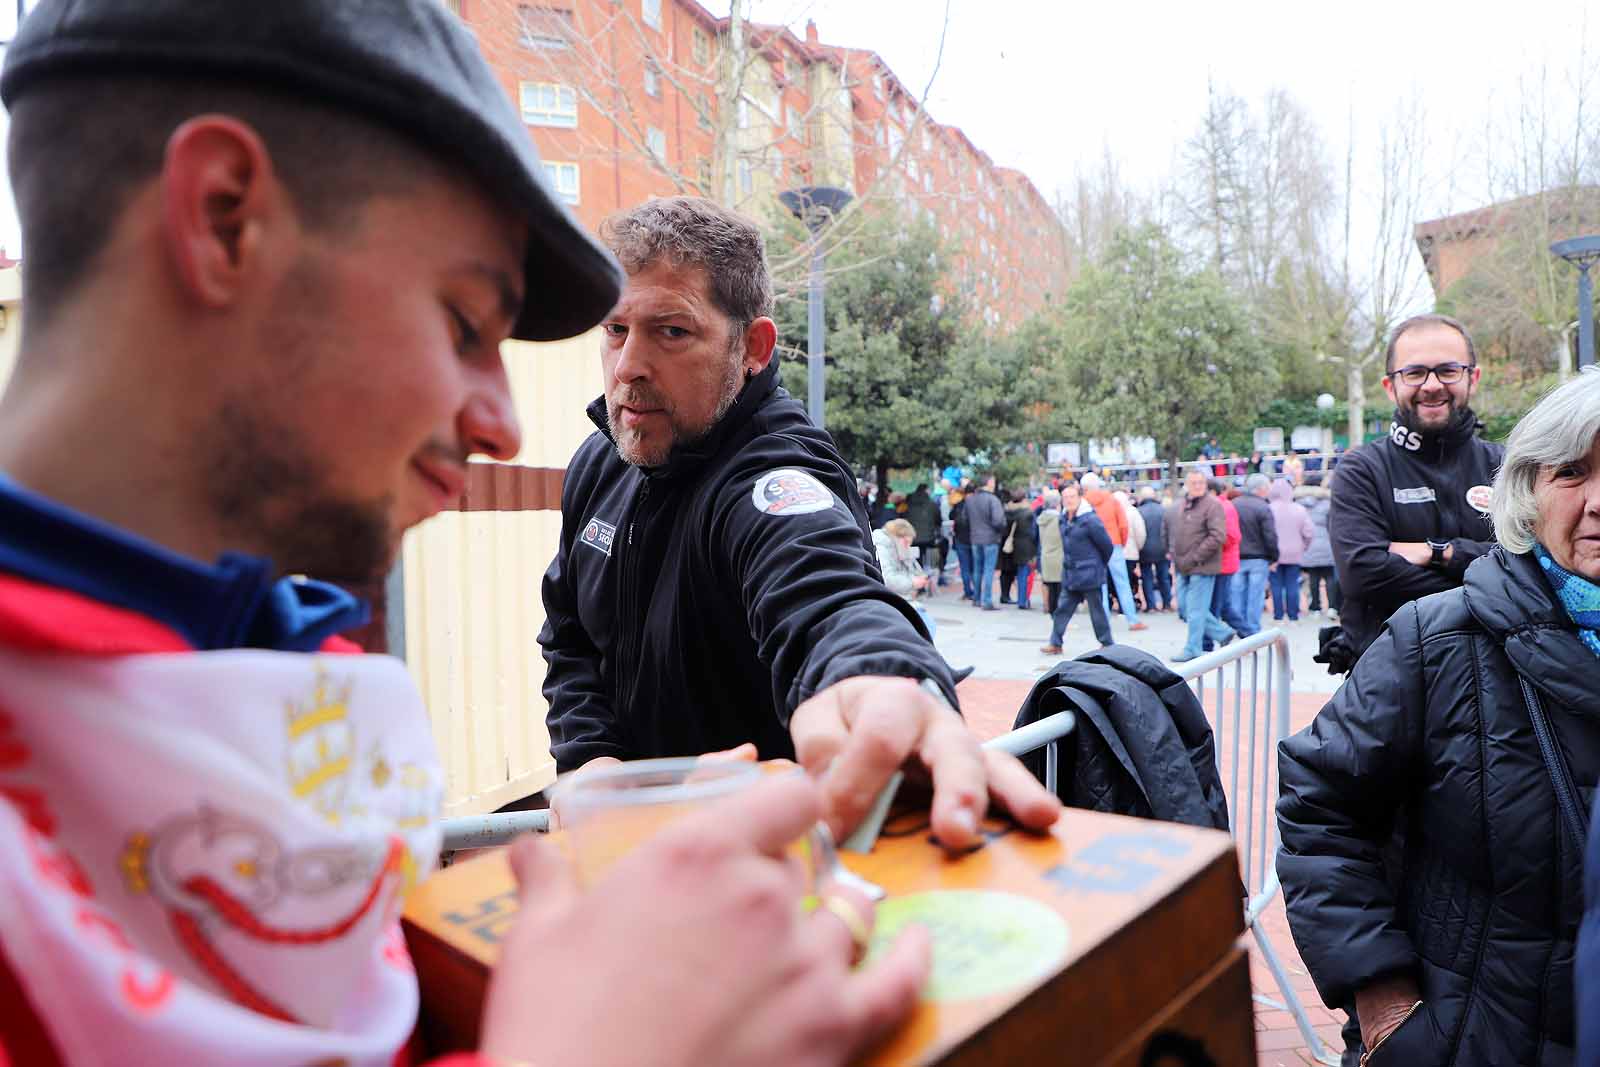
<box><xmin>0</xmin><ymin>2</ymin><xmax>932</xmax><ymax>1065</ymax></box>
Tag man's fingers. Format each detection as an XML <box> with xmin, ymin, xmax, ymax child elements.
<box><xmin>697</xmin><ymin>742</ymin><xmax>759</xmax><ymax>764</ymax></box>
<box><xmin>678</xmin><ymin>771</ymin><xmax>823</xmax><ymax>859</ymax></box>
<box><xmin>790</xmin><ymin>689</ymin><xmax>851</xmax><ymax>779</ymax></box>
<box><xmin>917</xmin><ymin>711</ymin><xmax>989</xmax><ymax>850</ymax></box>
<box><xmin>981</xmin><ymin>749</ymin><xmax>1062</xmax><ymax>831</ymax></box>
<box><xmin>815</xmin><ymin>680</ymin><xmax>924</xmax><ymax>840</ymax></box>
<box><xmin>839</xmin><ymin>923</ymin><xmax>932</xmax><ymax>1057</ymax></box>
<box><xmin>506</xmin><ymin>833</ymin><xmax>579</xmax><ymax>925</ymax></box>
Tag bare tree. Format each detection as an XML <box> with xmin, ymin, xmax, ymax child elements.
<box><xmin>1326</xmin><ymin>96</ymin><xmax>1432</xmax><ymax>443</ymax></box>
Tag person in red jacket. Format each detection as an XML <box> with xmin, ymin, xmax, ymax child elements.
<box><xmin>1205</xmin><ymin>480</ymin><xmax>1248</xmax><ymax>649</ymax></box>
<box><xmin>0</xmin><ymin>2</ymin><xmax>944</xmax><ymax>1065</ymax></box>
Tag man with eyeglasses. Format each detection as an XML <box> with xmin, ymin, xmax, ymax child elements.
<box><xmin>1328</xmin><ymin>313</ymin><xmax>1506</xmax><ymax>660</ymax></box>
<box><xmin>1315</xmin><ymin>313</ymin><xmax>1503</xmax><ymax>1065</ymax></box>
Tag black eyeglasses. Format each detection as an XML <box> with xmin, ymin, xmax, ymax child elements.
<box><xmin>1388</xmin><ymin>362</ymin><xmax>1474</xmax><ymax>386</ymax></box>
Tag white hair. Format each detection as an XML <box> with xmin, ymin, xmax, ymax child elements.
<box><xmin>1043</xmin><ymin>489</ymin><xmax>1061</xmax><ymax>508</ymax></box>
<box><xmin>1491</xmin><ymin>368</ymin><xmax>1600</xmax><ymax>554</ymax></box>
<box><xmin>1080</xmin><ymin>472</ymin><xmax>1102</xmax><ymax>490</ymax></box>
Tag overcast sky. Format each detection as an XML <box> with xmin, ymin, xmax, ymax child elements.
<box><xmin>732</xmin><ymin>0</ymin><xmax>1595</xmax><ymax>218</ymax></box>
<box><xmin>0</xmin><ymin>0</ymin><xmax>1591</xmax><ymax>257</ymax></box>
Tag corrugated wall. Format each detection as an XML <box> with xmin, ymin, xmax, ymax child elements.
<box><xmin>402</xmin><ymin>332</ymin><xmax>601</xmax><ymax>816</ymax></box>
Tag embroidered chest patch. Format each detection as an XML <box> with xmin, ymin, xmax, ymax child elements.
<box><xmin>751</xmin><ymin>469</ymin><xmax>836</xmax><ymax>516</ymax></box>
<box><xmin>1393</xmin><ymin>486</ymin><xmax>1437</xmax><ymax>505</ymax></box>
<box><xmin>579</xmin><ymin>516</ymin><xmax>617</xmax><ymax>556</ymax></box>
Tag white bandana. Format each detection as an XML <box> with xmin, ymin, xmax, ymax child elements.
<box><xmin>0</xmin><ymin>648</ymin><xmax>442</xmax><ymax>1066</ymax></box>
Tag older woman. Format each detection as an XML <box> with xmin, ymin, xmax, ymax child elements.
<box><xmin>1278</xmin><ymin>370</ymin><xmax>1600</xmax><ymax>1067</ymax></box>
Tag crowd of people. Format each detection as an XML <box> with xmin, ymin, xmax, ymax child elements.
<box><xmin>864</xmin><ymin>458</ymin><xmax>1340</xmax><ymax>661</ymax></box>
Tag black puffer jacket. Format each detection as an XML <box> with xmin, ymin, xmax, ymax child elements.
<box><xmin>1278</xmin><ymin>548</ymin><xmax>1600</xmax><ymax>1066</ymax></box>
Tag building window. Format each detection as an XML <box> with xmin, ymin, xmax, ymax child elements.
<box><xmin>520</xmin><ymin>82</ymin><xmax>578</xmax><ymax>127</ymax></box>
<box><xmin>693</xmin><ymin>27</ymin><xmax>711</xmax><ymax>65</ymax></box>
<box><xmin>738</xmin><ymin>159</ymin><xmax>753</xmax><ymax>197</ymax></box>
<box><xmin>647</xmin><ymin>126</ymin><xmax>667</xmax><ymax>161</ymax></box>
<box><xmin>642</xmin><ymin>0</ymin><xmax>661</xmax><ymax>29</ymax></box>
<box><xmin>923</xmin><ymin>169</ymin><xmax>932</xmax><ymax>193</ymax></box>
<box><xmin>697</xmin><ymin>96</ymin><xmax>713</xmax><ymax>130</ymax></box>
<box><xmin>697</xmin><ymin>159</ymin><xmax>712</xmax><ymax>193</ymax></box>
<box><xmin>542</xmin><ymin>161</ymin><xmax>580</xmax><ymax>204</ymax></box>
<box><xmin>643</xmin><ymin>62</ymin><xmax>660</xmax><ymax>97</ymax></box>
<box><xmin>872</xmin><ymin>72</ymin><xmax>883</xmax><ymax>98</ymax></box>
<box><xmin>906</xmin><ymin>157</ymin><xmax>919</xmax><ymax>180</ymax></box>
<box><xmin>519</xmin><ymin>5</ymin><xmax>572</xmax><ymax>50</ymax></box>
<box><xmin>785</xmin><ymin>104</ymin><xmax>801</xmax><ymax>140</ymax></box>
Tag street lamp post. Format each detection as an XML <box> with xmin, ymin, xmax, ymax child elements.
<box><xmin>779</xmin><ymin>185</ymin><xmax>853</xmax><ymax>429</ymax></box>
<box><xmin>1551</xmin><ymin>235</ymin><xmax>1600</xmax><ymax>370</ymax></box>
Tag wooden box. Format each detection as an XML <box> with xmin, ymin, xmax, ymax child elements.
<box><xmin>403</xmin><ymin>807</ymin><xmax>1253</xmax><ymax>1065</ymax></box>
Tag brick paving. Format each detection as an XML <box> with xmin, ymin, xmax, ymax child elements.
<box><xmin>956</xmin><ymin>675</ymin><xmax>1346</xmax><ymax>1066</ymax></box>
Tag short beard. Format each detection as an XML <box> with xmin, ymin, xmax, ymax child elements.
<box><xmin>204</xmin><ymin>400</ymin><xmax>395</xmax><ymax>583</ymax></box>
<box><xmin>1396</xmin><ymin>395</ymin><xmax>1471</xmax><ymax>435</ymax></box>
<box><xmin>609</xmin><ymin>347</ymin><xmax>746</xmax><ymax>468</ymax></box>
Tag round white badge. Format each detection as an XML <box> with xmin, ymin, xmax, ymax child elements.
<box><xmin>751</xmin><ymin>468</ymin><xmax>836</xmax><ymax>516</ymax></box>
<box><xmin>1465</xmin><ymin>485</ymin><xmax>1493</xmax><ymax>514</ymax></box>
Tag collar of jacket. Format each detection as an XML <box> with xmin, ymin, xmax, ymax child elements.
<box><xmin>1067</xmin><ymin>499</ymin><xmax>1094</xmax><ymax>518</ymax></box>
<box><xmin>1462</xmin><ymin>547</ymin><xmax>1597</xmax><ymax>714</ymax></box>
<box><xmin>1388</xmin><ymin>405</ymin><xmax>1482</xmax><ymax>456</ymax></box>
<box><xmin>585</xmin><ymin>359</ymin><xmax>781</xmax><ymax>482</ymax></box>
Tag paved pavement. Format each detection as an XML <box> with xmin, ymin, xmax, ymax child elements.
<box><xmin>921</xmin><ymin>576</ymin><xmax>1345</xmax><ymax>695</ymax></box>
<box><xmin>923</xmin><ymin>572</ymin><xmax>1347</xmax><ymax>1065</ymax></box>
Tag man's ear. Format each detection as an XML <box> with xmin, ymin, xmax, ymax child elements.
<box><xmin>742</xmin><ymin>316</ymin><xmax>778</xmax><ymax>376</ymax></box>
<box><xmin>160</xmin><ymin>115</ymin><xmax>283</xmax><ymax>310</ymax></box>
<box><xmin>1381</xmin><ymin>373</ymin><xmax>1399</xmax><ymax>406</ymax></box>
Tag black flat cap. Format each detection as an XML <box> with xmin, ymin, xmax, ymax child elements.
<box><xmin>0</xmin><ymin>0</ymin><xmax>623</xmax><ymax>342</ymax></box>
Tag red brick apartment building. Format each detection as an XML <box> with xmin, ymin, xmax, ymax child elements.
<box><xmin>444</xmin><ymin>0</ymin><xmax>1069</xmax><ymax>329</ymax></box>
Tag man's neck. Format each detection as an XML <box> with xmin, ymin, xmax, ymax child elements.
<box><xmin>0</xmin><ymin>343</ymin><xmax>234</xmax><ymax>571</ymax></box>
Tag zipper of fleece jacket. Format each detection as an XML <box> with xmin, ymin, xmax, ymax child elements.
<box><xmin>613</xmin><ymin>479</ymin><xmax>653</xmax><ymax>717</ymax></box>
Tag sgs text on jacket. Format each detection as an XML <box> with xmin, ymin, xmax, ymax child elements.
<box><xmin>1329</xmin><ymin>409</ymin><xmax>1504</xmax><ymax>654</ymax></box>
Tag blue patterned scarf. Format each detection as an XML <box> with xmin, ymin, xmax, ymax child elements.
<box><xmin>1536</xmin><ymin>544</ymin><xmax>1600</xmax><ymax>661</ymax></box>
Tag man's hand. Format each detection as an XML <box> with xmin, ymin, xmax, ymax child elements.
<box><xmin>481</xmin><ymin>774</ymin><xmax>931</xmax><ymax>1067</ymax></box>
<box><xmin>1354</xmin><ymin>973</ymin><xmax>1422</xmax><ymax>1053</ymax></box>
<box><xmin>790</xmin><ymin>676</ymin><xmax>1062</xmax><ymax>851</ymax></box>
<box><xmin>1388</xmin><ymin>541</ymin><xmax>1444</xmax><ymax>567</ymax></box>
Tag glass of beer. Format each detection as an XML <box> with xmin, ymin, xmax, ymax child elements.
<box><xmin>549</xmin><ymin>757</ymin><xmax>845</xmax><ymax>894</ymax></box>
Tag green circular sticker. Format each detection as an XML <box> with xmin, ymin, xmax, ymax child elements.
<box><xmin>863</xmin><ymin>890</ymin><xmax>1070</xmax><ymax>1002</ymax></box>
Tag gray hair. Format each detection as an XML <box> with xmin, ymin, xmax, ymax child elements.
<box><xmin>1491</xmin><ymin>368</ymin><xmax>1600</xmax><ymax>554</ymax></box>
<box><xmin>1080</xmin><ymin>471</ymin><xmax>1103</xmax><ymax>490</ymax></box>
<box><xmin>1043</xmin><ymin>489</ymin><xmax>1061</xmax><ymax>508</ymax></box>
<box><xmin>599</xmin><ymin>196</ymin><xmax>774</xmax><ymax>330</ymax></box>
<box><xmin>1245</xmin><ymin>473</ymin><xmax>1270</xmax><ymax>494</ymax></box>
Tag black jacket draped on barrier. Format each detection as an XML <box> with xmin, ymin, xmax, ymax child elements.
<box><xmin>1278</xmin><ymin>548</ymin><xmax>1600</xmax><ymax>1066</ymax></box>
<box><xmin>1011</xmin><ymin>645</ymin><xmax>1229</xmax><ymax>832</ymax></box>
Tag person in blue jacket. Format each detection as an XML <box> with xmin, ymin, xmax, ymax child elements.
<box><xmin>1038</xmin><ymin>481</ymin><xmax>1115</xmax><ymax>652</ymax></box>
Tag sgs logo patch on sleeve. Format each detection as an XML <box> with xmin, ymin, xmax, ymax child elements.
<box><xmin>751</xmin><ymin>468</ymin><xmax>835</xmax><ymax>516</ymax></box>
